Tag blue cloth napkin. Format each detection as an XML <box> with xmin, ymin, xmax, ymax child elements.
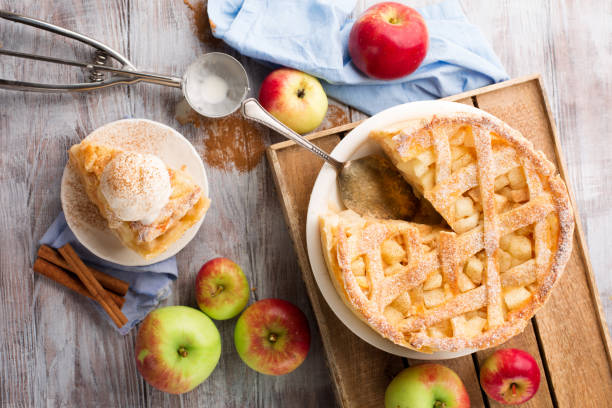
<box><xmin>40</xmin><ymin>213</ymin><xmax>177</xmax><ymax>334</ymax></box>
<box><xmin>208</xmin><ymin>0</ymin><xmax>508</xmax><ymax>115</ymax></box>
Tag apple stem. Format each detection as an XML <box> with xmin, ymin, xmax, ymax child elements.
<box><xmin>511</xmin><ymin>383</ymin><xmax>517</xmax><ymax>396</ymax></box>
<box><xmin>296</xmin><ymin>89</ymin><xmax>305</xmax><ymax>98</ymax></box>
<box><xmin>268</xmin><ymin>333</ymin><xmax>278</xmax><ymax>343</ymax></box>
<box><xmin>178</xmin><ymin>346</ymin><xmax>188</xmax><ymax>358</ymax></box>
<box><xmin>433</xmin><ymin>401</ymin><xmax>446</xmax><ymax>408</ymax></box>
<box><xmin>211</xmin><ymin>285</ymin><xmax>224</xmax><ymax>297</ymax></box>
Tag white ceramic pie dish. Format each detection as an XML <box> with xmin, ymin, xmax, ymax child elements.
<box><xmin>61</xmin><ymin>118</ymin><xmax>208</xmax><ymax>267</ymax></box>
<box><xmin>306</xmin><ymin>100</ymin><xmax>488</xmax><ymax>359</ymax></box>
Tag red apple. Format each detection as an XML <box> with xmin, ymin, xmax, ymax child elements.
<box><xmin>135</xmin><ymin>306</ymin><xmax>221</xmax><ymax>394</ymax></box>
<box><xmin>385</xmin><ymin>363</ymin><xmax>470</xmax><ymax>408</ymax></box>
<box><xmin>348</xmin><ymin>2</ymin><xmax>428</xmax><ymax>80</ymax></box>
<box><xmin>234</xmin><ymin>298</ymin><xmax>310</xmax><ymax>375</ymax></box>
<box><xmin>196</xmin><ymin>257</ymin><xmax>250</xmax><ymax>320</ymax></box>
<box><xmin>258</xmin><ymin>68</ymin><xmax>328</xmax><ymax>134</ymax></box>
<box><xmin>480</xmin><ymin>348</ymin><xmax>541</xmax><ymax>404</ymax></box>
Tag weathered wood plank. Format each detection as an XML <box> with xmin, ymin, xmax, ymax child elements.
<box><xmin>1</xmin><ymin>0</ymin><xmax>141</xmax><ymax>406</ymax></box>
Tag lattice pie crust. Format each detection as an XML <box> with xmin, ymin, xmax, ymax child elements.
<box><xmin>320</xmin><ymin>111</ymin><xmax>573</xmax><ymax>352</ymax></box>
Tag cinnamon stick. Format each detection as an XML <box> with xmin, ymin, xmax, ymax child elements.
<box><xmin>38</xmin><ymin>245</ymin><xmax>129</xmax><ymax>296</ymax></box>
<box><xmin>33</xmin><ymin>258</ymin><xmax>125</xmax><ymax>308</ymax></box>
<box><xmin>59</xmin><ymin>244</ymin><xmax>128</xmax><ymax>328</ymax></box>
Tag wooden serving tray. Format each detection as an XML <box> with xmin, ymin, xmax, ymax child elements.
<box><xmin>266</xmin><ymin>75</ymin><xmax>612</xmax><ymax>407</ymax></box>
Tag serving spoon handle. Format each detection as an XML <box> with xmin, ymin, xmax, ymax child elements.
<box><xmin>241</xmin><ymin>98</ymin><xmax>344</xmax><ymax>170</ymax></box>
<box><xmin>241</xmin><ymin>97</ymin><xmax>419</xmax><ymax>220</ymax></box>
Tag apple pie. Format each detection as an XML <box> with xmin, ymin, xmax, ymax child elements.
<box><xmin>69</xmin><ymin>141</ymin><xmax>210</xmax><ymax>259</ymax></box>
<box><xmin>320</xmin><ymin>110</ymin><xmax>573</xmax><ymax>352</ymax></box>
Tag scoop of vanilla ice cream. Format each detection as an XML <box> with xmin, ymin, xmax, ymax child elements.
<box><xmin>100</xmin><ymin>152</ymin><xmax>172</xmax><ymax>224</ymax></box>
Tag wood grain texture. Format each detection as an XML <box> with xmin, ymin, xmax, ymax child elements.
<box><xmin>1</xmin><ymin>0</ymin><xmax>335</xmax><ymax>407</ymax></box>
<box><xmin>1</xmin><ymin>1</ymin><xmax>611</xmax><ymax>407</ymax></box>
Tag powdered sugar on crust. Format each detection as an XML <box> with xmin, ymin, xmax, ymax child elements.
<box><xmin>335</xmin><ymin>224</ymin><xmax>406</xmax><ymax>344</ymax></box>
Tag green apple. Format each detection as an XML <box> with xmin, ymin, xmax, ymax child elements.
<box><xmin>196</xmin><ymin>257</ymin><xmax>250</xmax><ymax>320</ymax></box>
<box><xmin>258</xmin><ymin>68</ymin><xmax>328</xmax><ymax>134</ymax></box>
<box><xmin>135</xmin><ymin>306</ymin><xmax>221</xmax><ymax>394</ymax></box>
<box><xmin>385</xmin><ymin>364</ymin><xmax>470</xmax><ymax>408</ymax></box>
<box><xmin>234</xmin><ymin>298</ymin><xmax>310</xmax><ymax>375</ymax></box>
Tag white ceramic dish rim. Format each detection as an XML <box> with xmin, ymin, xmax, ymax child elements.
<box><xmin>61</xmin><ymin>118</ymin><xmax>208</xmax><ymax>267</ymax></box>
<box><xmin>305</xmin><ymin>100</ymin><xmax>494</xmax><ymax>359</ymax></box>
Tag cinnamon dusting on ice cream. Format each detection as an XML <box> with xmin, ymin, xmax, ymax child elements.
<box><xmin>100</xmin><ymin>152</ymin><xmax>171</xmax><ymax>224</ymax></box>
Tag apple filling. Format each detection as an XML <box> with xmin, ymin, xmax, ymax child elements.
<box><xmin>371</xmin><ymin>122</ymin><xmax>537</xmax><ymax>236</ymax></box>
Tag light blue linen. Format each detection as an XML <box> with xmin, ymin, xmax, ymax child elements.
<box><xmin>40</xmin><ymin>213</ymin><xmax>177</xmax><ymax>334</ymax></box>
<box><xmin>208</xmin><ymin>0</ymin><xmax>508</xmax><ymax>115</ymax></box>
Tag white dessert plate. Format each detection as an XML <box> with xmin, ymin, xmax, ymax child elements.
<box><xmin>306</xmin><ymin>100</ymin><xmax>488</xmax><ymax>359</ymax></box>
<box><xmin>61</xmin><ymin>118</ymin><xmax>208</xmax><ymax>266</ymax></box>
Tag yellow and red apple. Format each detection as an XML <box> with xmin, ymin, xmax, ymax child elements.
<box><xmin>258</xmin><ymin>68</ymin><xmax>328</xmax><ymax>134</ymax></box>
<box><xmin>349</xmin><ymin>2</ymin><xmax>428</xmax><ymax>79</ymax></box>
<box><xmin>234</xmin><ymin>298</ymin><xmax>310</xmax><ymax>375</ymax></box>
<box><xmin>385</xmin><ymin>364</ymin><xmax>470</xmax><ymax>408</ymax></box>
<box><xmin>196</xmin><ymin>257</ymin><xmax>250</xmax><ymax>320</ymax></box>
<box><xmin>135</xmin><ymin>306</ymin><xmax>221</xmax><ymax>394</ymax></box>
<box><xmin>480</xmin><ymin>348</ymin><xmax>541</xmax><ymax>404</ymax></box>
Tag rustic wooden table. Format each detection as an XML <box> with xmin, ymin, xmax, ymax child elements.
<box><xmin>1</xmin><ymin>1</ymin><xmax>610</xmax><ymax>407</ymax></box>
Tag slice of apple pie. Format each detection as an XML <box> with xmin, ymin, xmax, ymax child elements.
<box><xmin>320</xmin><ymin>110</ymin><xmax>574</xmax><ymax>352</ymax></box>
<box><xmin>69</xmin><ymin>140</ymin><xmax>210</xmax><ymax>259</ymax></box>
